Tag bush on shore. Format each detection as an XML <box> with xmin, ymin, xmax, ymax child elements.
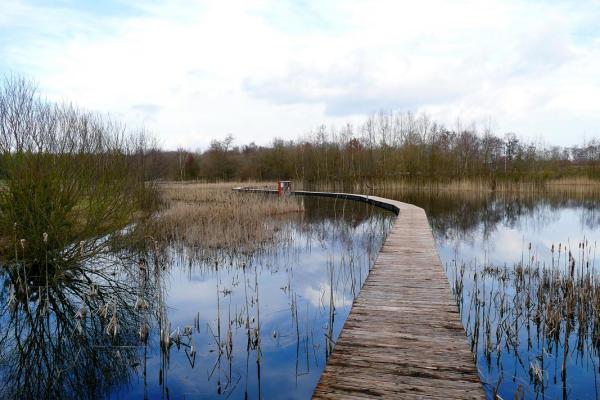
<box><xmin>0</xmin><ymin>76</ymin><xmax>156</xmax><ymax>272</ymax></box>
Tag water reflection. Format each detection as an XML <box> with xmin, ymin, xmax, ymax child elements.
<box><xmin>450</xmin><ymin>244</ymin><xmax>600</xmax><ymax>400</ymax></box>
<box><xmin>0</xmin><ymin>257</ymin><xmax>145</xmax><ymax>399</ymax></box>
<box><xmin>384</xmin><ymin>190</ymin><xmax>600</xmax><ymax>241</ymax></box>
<box><xmin>0</xmin><ymin>197</ymin><xmax>394</xmax><ymax>399</ymax></box>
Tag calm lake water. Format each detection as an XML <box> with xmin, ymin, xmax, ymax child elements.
<box><xmin>3</xmin><ymin>191</ymin><xmax>600</xmax><ymax>399</ymax></box>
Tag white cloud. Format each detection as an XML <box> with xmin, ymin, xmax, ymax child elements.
<box><xmin>1</xmin><ymin>0</ymin><xmax>599</xmax><ymax>148</ymax></box>
<box><xmin>302</xmin><ymin>282</ymin><xmax>353</xmax><ymax>309</ymax></box>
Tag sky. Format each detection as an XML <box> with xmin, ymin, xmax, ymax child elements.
<box><xmin>1</xmin><ymin>0</ymin><xmax>599</xmax><ymax>150</ymax></box>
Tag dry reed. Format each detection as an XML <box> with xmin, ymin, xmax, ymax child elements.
<box><xmin>312</xmin><ymin>177</ymin><xmax>600</xmax><ymax>196</ymax></box>
<box><xmin>151</xmin><ymin>182</ymin><xmax>304</xmax><ymax>260</ymax></box>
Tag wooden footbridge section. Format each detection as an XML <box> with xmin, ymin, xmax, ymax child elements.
<box><xmin>235</xmin><ymin>188</ymin><xmax>485</xmax><ymax>399</ymax></box>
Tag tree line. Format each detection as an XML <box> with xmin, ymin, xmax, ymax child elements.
<box><xmin>4</xmin><ymin>75</ymin><xmax>598</xmax><ymax>190</ymax></box>
<box><xmin>147</xmin><ymin>112</ymin><xmax>600</xmax><ymax>184</ymax></box>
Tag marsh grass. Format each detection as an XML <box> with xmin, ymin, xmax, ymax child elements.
<box><xmin>151</xmin><ymin>182</ymin><xmax>304</xmax><ymax>260</ymax></box>
<box><xmin>449</xmin><ymin>239</ymin><xmax>600</xmax><ymax>398</ymax></box>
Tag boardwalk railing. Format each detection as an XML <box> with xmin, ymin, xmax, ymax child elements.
<box><xmin>234</xmin><ymin>187</ymin><xmax>485</xmax><ymax>399</ymax></box>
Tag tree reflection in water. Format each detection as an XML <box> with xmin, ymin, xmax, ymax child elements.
<box><xmin>0</xmin><ymin>254</ymin><xmax>149</xmax><ymax>399</ymax></box>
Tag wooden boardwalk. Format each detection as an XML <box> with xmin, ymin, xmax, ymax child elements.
<box><xmin>234</xmin><ymin>188</ymin><xmax>485</xmax><ymax>399</ymax></box>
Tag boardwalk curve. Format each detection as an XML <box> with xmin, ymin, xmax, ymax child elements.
<box><xmin>234</xmin><ymin>188</ymin><xmax>485</xmax><ymax>399</ymax></box>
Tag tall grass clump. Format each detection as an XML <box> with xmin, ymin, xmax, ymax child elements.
<box><xmin>0</xmin><ymin>76</ymin><xmax>156</xmax><ymax>273</ymax></box>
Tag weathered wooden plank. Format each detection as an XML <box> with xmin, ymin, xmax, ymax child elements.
<box><xmin>233</xmin><ymin>188</ymin><xmax>484</xmax><ymax>399</ymax></box>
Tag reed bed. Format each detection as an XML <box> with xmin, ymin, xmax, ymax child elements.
<box><xmin>449</xmin><ymin>239</ymin><xmax>600</xmax><ymax>398</ymax></box>
<box><xmin>310</xmin><ymin>177</ymin><xmax>600</xmax><ymax>195</ymax></box>
<box><xmin>151</xmin><ymin>182</ymin><xmax>304</xmax><ymax>260</ymax></box>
